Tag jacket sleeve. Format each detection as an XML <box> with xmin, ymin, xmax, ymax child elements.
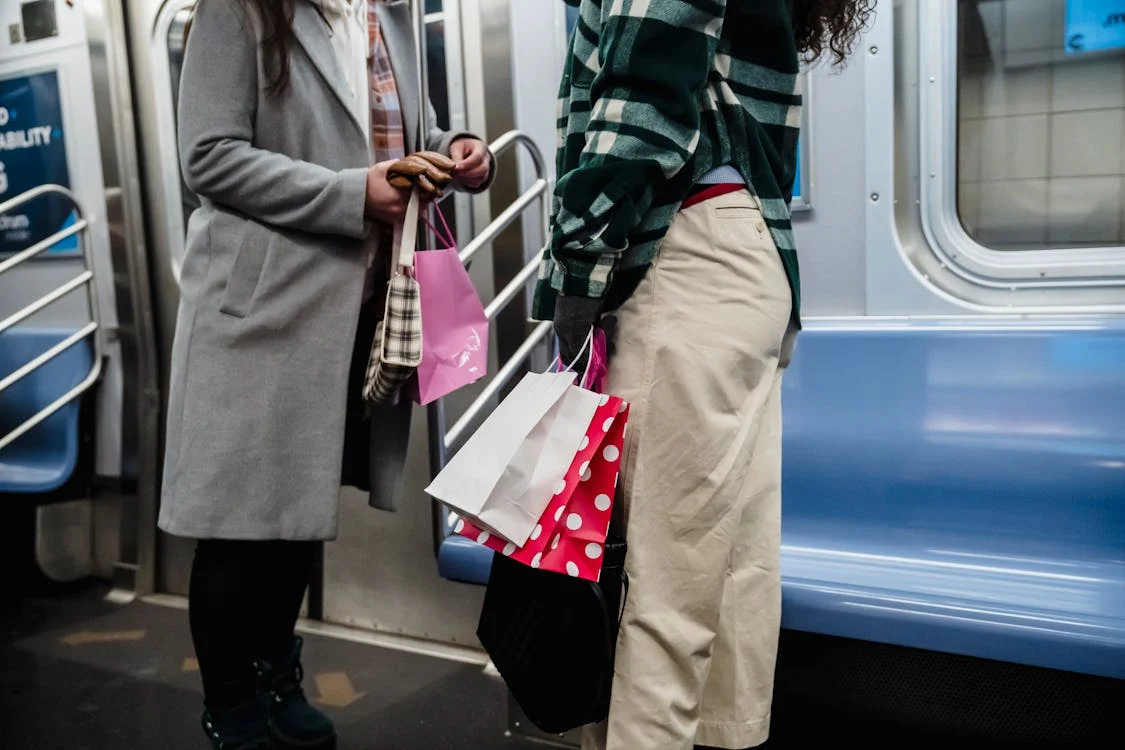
<box><xmin>548</xmin><ymin>0</ymin><xmax>725</xmax><ymax>299</ymax></box>
<box><xmin>178</xmin><ymin>0</ymin><xmax>369</xmax><ymax>239</ymax></box>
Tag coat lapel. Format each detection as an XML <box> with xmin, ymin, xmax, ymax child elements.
<box><xmin>376</xmin><ymin>0</ymin><xmax>422</xmax><ymax>152</ymax></box>
<box><xmin>292</xmin><ymin>2</ymin><xmax>367</xmax><ymax>139</ymax></box>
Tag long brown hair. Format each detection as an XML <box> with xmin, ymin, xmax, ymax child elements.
<box><xmin>236</xmin><ymin>0</ymin><xmax>298</xmax><ymax>95</ymax></box>
<box><xmin>791</xmin><ymin>0</ymin><xmax>876</xmax><ymax>66</ymax></box>
<box><xmin>185</xmin><ymin>0</ymin><xmax>298</xmax><ymax>96</ymax></box>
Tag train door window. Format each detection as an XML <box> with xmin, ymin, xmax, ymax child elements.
<box><xmin>956</xmin><ymin>0</ymin><xmax>1125</xmax><ymax>252</ymax></box>
<box><xmin>422</xmin><ymin>0</ymin><xmax>460</xmax><ymax>242</ymax></box>
<box><xmin>792</xmin><ymin>73</ymin><xmax>812</xmax><ymax>212</ymax></box>
<box><xmin>166</xmin><ymin>6</ymin><xmax>198</xmax><ymax>232</ymax></box>
<box><xmin>566</xmin><ymin>3</ymin><xmax>579</xmax><ymax>34</ymax></box>
<box><xmin>424</xmin><ymin>3</ymin><xmax>451</xmax><ymax>137</ymax></box>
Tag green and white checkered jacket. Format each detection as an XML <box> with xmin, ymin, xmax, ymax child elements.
<box><xmin>533</xmin><ymin>0</ymin><xmax>803</xmax><ymax>322</ymax></box>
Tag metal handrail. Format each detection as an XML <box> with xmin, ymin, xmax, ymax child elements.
<box><xmin>427</xmin><ymin>130</ymin><xmax>554</xmax><ymax>481</ymax></box>
<box><xmin>0</xmin><ymin>184</ymin><xmax>102</xmax><ymax>453</ymax></box>
<box><xmin>458</xmin><ymin>131</ymin><xmax>550</xmax><ymax>266</ymax></box>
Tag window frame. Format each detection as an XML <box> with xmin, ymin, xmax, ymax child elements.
<box><xmin>918</xmin><ymin>0</ymin><xmax>1125</xmax><ymax>290</ymax></box>
<box><xmin>791</xmin><ymin>71</ymin><xmax>813</xmax><ymax>213</ymax></box>
<box><xmin>151</xmin><ymin>0</ymin><xmax>196</xmax><ymax>283</ymax></box>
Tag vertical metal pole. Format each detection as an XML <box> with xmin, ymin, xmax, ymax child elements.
<box><xmin>88</xmin><ymin>0</ymin><xmax>162</xmax><ymax>599</ymax></box>
<box><xmin>412</xmin><ymin>0</ymin><xmax>429</xmax><ymax>147</ymax></box>
<box><xmin>413</xmin><ymin>0</ymin><xmax>449</xmax><ymax>556</ymax></box>
<box><xmin>427</xmin><ymin>399</ymin><xmax>449</xmax><ymax>556</ymax></box>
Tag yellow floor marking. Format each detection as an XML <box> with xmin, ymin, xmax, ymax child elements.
<box><xmin>312</xmin><ymin>672</ymin><xmax>366</xmax><ymax>708</ymax></box>
<box><xmin>60</xmin><ymin>629</ymin><xmax>146</xmax><ymax>647</ymax></box>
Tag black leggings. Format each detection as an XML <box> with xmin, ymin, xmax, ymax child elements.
<box><xmin>188</xmin><ymin>539</ymin><xmax>317</xmax><ymax>715</ymax></box>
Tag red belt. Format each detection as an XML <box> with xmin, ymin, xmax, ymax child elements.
<box><xmin>680</xmin><ymin>183</ymin><xmax>745</xmax><ymax>211</ymax></box>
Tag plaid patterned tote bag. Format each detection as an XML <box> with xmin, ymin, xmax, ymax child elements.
<box><xmin>363</xmin><ymin>190</ymin><xmax>425</xmax><ymax>405</ymax></box>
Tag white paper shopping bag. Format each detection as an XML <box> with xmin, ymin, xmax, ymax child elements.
<box><xmin>473</xmin><ymin>381</ymin><xmax>602</xmax><ymax>545</ymax></box>
<box><xmin>425</xmin><ymin>371</ymin><xmax>576</xmax><ymax>525</ymax></box>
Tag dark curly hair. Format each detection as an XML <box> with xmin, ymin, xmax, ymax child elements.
<box><xmin>791</xmin><ymin>0</ymin><xmax>876</xmax><ymax>66</ymax></box>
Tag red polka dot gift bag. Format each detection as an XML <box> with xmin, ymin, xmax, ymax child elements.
<box><xmin>451</xmin><ymin>392</ymin><xmax>629</xmax><ymax>583</ymax></box>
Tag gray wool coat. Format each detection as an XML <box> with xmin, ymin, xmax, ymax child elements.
<box><xmin>159</xmin><ymin>0</ymin><xmax>492</xmax><ymax>540</ymax></box>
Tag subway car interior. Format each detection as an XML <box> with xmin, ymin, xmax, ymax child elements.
<box><xmin>1</xmin><ymin>0</ymin><xmax>1123</xmax><ymax>747</ymax></box>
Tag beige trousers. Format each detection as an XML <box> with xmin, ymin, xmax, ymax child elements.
<box><xmin>583</xmin><ymin>190</ymin><xmax>794</xmax><ymax>750</ymax></box>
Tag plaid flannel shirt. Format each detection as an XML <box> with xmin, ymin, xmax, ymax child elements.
<box><xmin>533</xmin><ymin>0</ymin><xmax>804</xmax><ymax>322</ymax></box>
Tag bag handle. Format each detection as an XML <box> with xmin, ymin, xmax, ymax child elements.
<box><xmin>421</xmin><ymin>203</ymin><xmax>457</xmax><ymax>248</ymax></box>
<box><xmin>551</xmin><ymin>328</ymin><xmax>598</xmax><ymax>390</ymax></box>
<box><xmin>393</xmin><ymin>189</ymin><xmax>455</xmax><ymax>277</ymax></box>
<box><xmin>560</xmin><ymin>328</ymin><xmax>595</xmax><ymax>372</ymax></box>
<box><xmin>393</xmin><ymin>188</ymin><xmax>422</xmax><ymax>275</ymax></box>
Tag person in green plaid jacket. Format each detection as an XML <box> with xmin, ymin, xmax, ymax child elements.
<box><xmin>536</xmin><ymin>1</ymin><xmax>873</xmax><ymax>748</ymax></box>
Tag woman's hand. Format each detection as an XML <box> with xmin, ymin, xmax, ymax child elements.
<box><xmin>365</xmin><ymin>161</ymin><xmax>410</xmax><ymax>224</ymax></box>
<box><xmin>450</xmin><ymin>138</ymin><xmax>491</xmax><ymax>190</ymax></box>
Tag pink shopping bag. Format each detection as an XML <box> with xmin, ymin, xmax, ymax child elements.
<box><xmin>452</xmin><ymin>392</ymin><xmax>629</xmax><ymax>583</ymax></box>
<box><xmin>408</xmin><ymin>206</ymin><xmax>489</xmax><ymax>405</ymax></box>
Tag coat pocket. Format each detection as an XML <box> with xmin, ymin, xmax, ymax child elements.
<box><xmin>219</xmin><ymin>223</ymin><xmax>271</xmax><ymax>318</ymax></box>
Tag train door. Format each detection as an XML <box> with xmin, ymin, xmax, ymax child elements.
<box><xmin>0</xmin><ymin>0</ymin><xmax>130</xmax><ymax>583</ymax></box>
<box><xmin>125</xmin><ymin>0</ymin><xmax>211</xmax><ymax>598</ymax></box>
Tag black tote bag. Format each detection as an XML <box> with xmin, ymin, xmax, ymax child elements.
<box><xmin>476</xmin><ymin>532</ymin><xmax>628</xmax><ymax>735</ymax></box>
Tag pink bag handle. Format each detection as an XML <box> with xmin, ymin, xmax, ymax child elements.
<box><xmin>422</xmin><ymin>203</ymin><xmax>457</xmax><ymax>249</ymax></box>
<box><xmin>552</xmin><ymin>327</ymin><xmax>608</xmax><ymax>393</ymax></box>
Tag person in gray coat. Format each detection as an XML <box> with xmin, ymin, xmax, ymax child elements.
<box><xmin>163</xmin><ymin>1</ymin><xmax>494</xmax><ymax>748</ymax></box>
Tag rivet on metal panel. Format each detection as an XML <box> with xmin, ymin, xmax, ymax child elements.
<box><xmin>869</xmin><ymin>45</ymin><xmax>878</xmax><ymax>55</ymax></box>
<box><xmin>870</xmin><ymin>193</ymin><xmax>880</xmax><ymax>202</ymax></box>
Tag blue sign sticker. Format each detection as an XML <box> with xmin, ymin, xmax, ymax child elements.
<box><xmin>0</xmin><ymin>70</ymin><xmax>75</xmax><ymax>256</ymax></box>
<box><xmin>792</xmin><ymin>138</ymin><xmax>803</xmax><ymax>201</ymax></box>
<box><xmin>1065</xmin><ymin>0</ymin><xmax>1125</xmax><ymax>55</ymax></box>
<box><xmin>566</xmin><ymin>4</ymin><xmax>579</xmax><ymax>36</ymax></box>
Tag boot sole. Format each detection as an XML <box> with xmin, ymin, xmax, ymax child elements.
<box><xmin>267</xmin><ymin>722</ymin><xmax>336</xmax><ymax>750</ymax></box>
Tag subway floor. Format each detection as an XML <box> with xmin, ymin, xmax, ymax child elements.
<box><xmin>2</xmin><ymin>581</ymin><xmax>1116</xmax><ymax>749</ymax></box>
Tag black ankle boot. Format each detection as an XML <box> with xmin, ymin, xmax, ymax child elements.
<box><xmin>256</xmin><ymin>636</ymin><xmax>336</xmax><ymax>750</ymax></box>
<box><xmin>200</xmin><ymin>699</ymin><xmax>270</xmax><ymax>750</ymax></box>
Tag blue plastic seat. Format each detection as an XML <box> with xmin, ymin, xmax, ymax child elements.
<box><xmin>0</xmin><ymin>328</ymin><xmax>92</xmax><ymax>494</ymax></box>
